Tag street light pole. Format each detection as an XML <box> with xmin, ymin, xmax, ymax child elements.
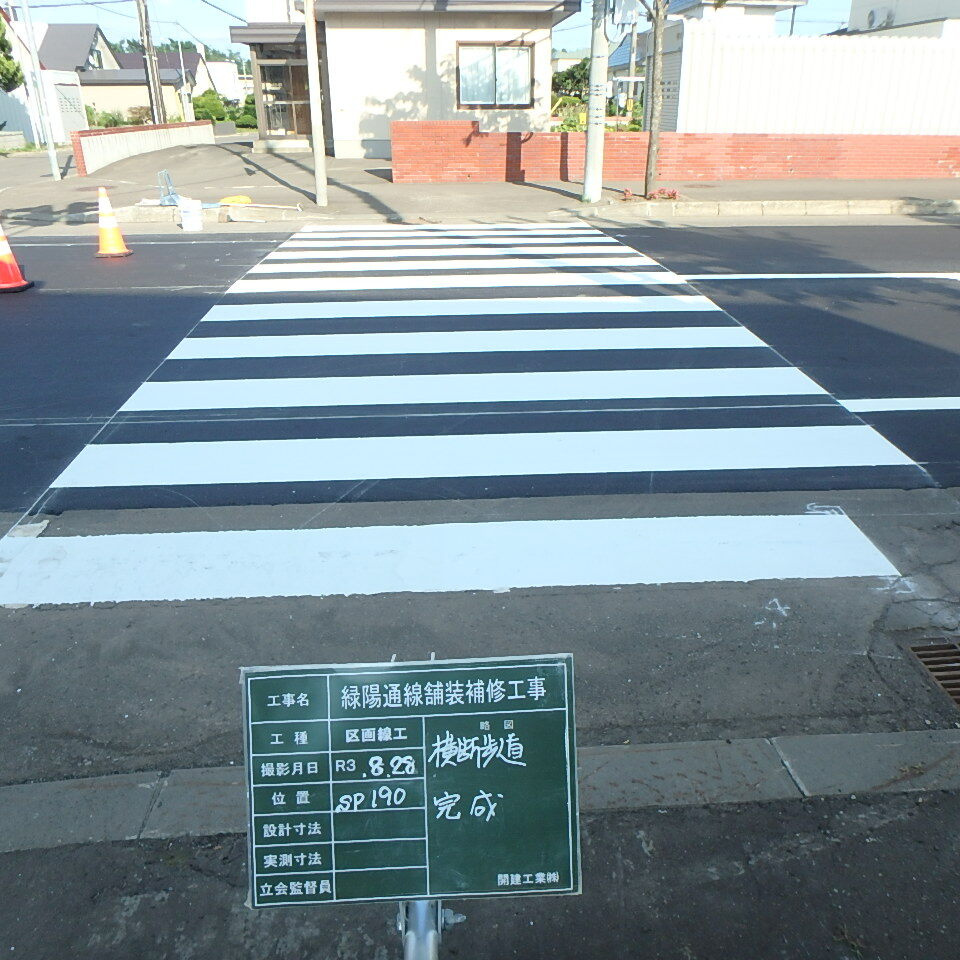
<box><xmin>303</xmin><ymin>0</ymin><xmax>328</xmax><ymax>206</ymax></box>
<box><xmin>19</xmin><ymin>0</ymin><xmax>61</xmax><ymax>181</ymax></box>
<box><xmin>581</xmin><ymin>0</ymin><xmax>609</xmax><ymax>203</ymax></box>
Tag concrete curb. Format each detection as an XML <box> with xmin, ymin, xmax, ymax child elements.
<box><xmin>1</xmin><ymin>729</ymin><xmax>958</xmax><ymax>854</ymax></box>
<box><xmin>63</xmin><ymin>203</ymin><xmax>312</xmax><ymax>225</ymax></box>
<box><xmin>50</xmin><ymin>196</ymin><xmax>960</xmax><ymax>226</ymax></box>
<box><xmin>576</xmin><ymin>197</ymin><xmax>960</xmax><ymax>221</ymax></box>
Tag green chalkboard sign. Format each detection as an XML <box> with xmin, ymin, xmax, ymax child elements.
<box><xmin>241</xmin><ymin>654</ymin><xmax>579</xmax><ymax>907</ymax></box>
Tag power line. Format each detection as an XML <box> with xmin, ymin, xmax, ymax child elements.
<box><xmin>78</xmin><ymin>0</ymin><xmax>137</xmax><ymax>18</ymax></box>
<box><xmin>196</xmin><ymin>0</ymin><xmax>243</xmax><ymax>22</ymax></box>
<box><xmin>20</xmin><ymin>0</ymin><xmax>132</xmax><ymax>7</ymax></box>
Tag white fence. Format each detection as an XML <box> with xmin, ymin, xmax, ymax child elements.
<box><xmin>677</xmin><ymin>26</ymin><xmax>960</xmax><ymax>135</ymax></box>
<box><xmin>75</xmin><ymin>121</ymin><xmax>215</xmax><ymax>175</ymax></box>
<box><xmin>0</xmin><ymin>70</ymin><xmax>85</xmax><ymax>144</ymax></box>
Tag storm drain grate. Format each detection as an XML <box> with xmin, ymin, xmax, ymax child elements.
<box><xmin>911</xmin><ymin>642</ymin><xmax>960</xmax><ymax>709</ymax></box>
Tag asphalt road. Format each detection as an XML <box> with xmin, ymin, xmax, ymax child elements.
<box><xmin>1</xmin><ymin>223</ymin><xmax>959</xmax><ymax>959</ymax></box>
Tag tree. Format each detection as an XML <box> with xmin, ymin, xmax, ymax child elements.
<box><xmin>637</xmin><ymin>0</ymin><xmax>667</xmax><ymax>196</ymax></box>
<box><xmin>107</xmin><ymin>38</ymin><xmax>144</xmax><ymax>55</ymax></box>
<box><xmin>638</xmin><ymin>0</ymin><xmax>726</xmax><ymax>195</ymax></box>
<box><xmin>108</xmin><ymin>37</ymin><xmax>251</xmax><ymax>74</ymax></box>
<box><xmin>0</xmin><ymin>16</ymin><xmax>25</xmax><ymax>93</ymax></box>
<box><xmin>192</xmin><ymin>87</ymin><xmax>226</xmax><ymax>121</ymax></box>
<box><xmin>552</xmin><ymin>57</ymin><xmax>589</xmax><ymax>99</ymax></box>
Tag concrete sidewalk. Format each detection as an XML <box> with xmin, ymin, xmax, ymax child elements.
<box><xmin>2</xmin><ymin>140</ymin><xmax>959</xmax><ymax>231</ymax></box>
<box><xmin>2</xmin><ymin>728</ymin><xmax>958</xmax><ymax>854</ymax></box>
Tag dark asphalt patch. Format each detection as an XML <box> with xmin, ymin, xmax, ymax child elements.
<box><xmin>2</xmin><ymin>794</ymin><xmax>958</xmax><ymax>960</ymax></box>
<box><xmin>608</xmin><ymin>223</ymin><xmax>960</xmax><ymax>275</ymax></box>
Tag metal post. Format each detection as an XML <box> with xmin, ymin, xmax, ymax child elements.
<box><xmin>401</xmin><ymin>901</ymin><xmax>441</xmax><ymax>960</ymax></box>
<box><xmin>302</xmin><ymin>0</ymin><xmax>328</xmax><ymax>206</ymax></box>
<box><xmin>581</xmin><ymin>0</ymin><xmax>609</xmax><ymax>203</ymax></box>
<box><xmin>624</xmin><ymin>21</ymin><xmax>639</xmax><ymax>117</ymax></box>
<box><xmin>397</xmin><ymin>900</ymin><xmax>465</xmax><ymax>960</ymax></box>
<box><xmin>18</xmin><ymin>0</ymin><xmax>60</xmax><ymax>181</ymax></box>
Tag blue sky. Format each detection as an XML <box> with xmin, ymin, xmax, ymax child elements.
<box><xmin>9</xmin><ymin>0</ymin><xmax>854</xmax><ymax>56</ymax></box>
<box><xmin>554</xmin><ymin>0</ymin><xmax>854</xmax><ymax>52</ymax></box>
<box><xmin>6</xmin><ymin>0</ymin><xmax>248</xmax><ymax>53</ymax></box>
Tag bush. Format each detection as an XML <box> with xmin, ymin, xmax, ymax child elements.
<box><xmin>126</xmin><ymin>106</ymin><xmax>152</xmax><ymax>125</ymax></box>
<box><xmin>98</xmin><ymin>110</ymin><xmax>124</xmax><ymax>128</ymax></box>
<box><xmin>193</xmin><ymin>88</ymin><xmax>227</xmax><ymax>121</ymax></box>
<box><xmin>228</xmin><ymin>93</ymin><xmax>256</xmax><ymax>126</ymax></box>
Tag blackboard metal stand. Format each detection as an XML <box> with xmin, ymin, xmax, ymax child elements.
<box><xmin>398</xmin><ymin>900</ymin><xmax>466</xmax><ymax>960</ymax></box>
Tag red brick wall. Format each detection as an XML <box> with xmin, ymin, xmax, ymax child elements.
<box><xmin>391</xmin><ymin>121</ymin><xmax>960</xmax><ymax>183</ymax></box>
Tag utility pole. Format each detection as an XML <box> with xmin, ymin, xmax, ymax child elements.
<box><xmin>303</xmin><ymin>0</ymin><xmax>328</xmax><ymax>206</ymax></box>
<box><xmin>581</xmin><ymin>0</ymin><xmax>609</xmax><ymax>203</ymax></box>
<box><xmin>136</xmin><ymin>0</ymin><xmax>166</xmax><ymax>124</ymax></box>
<box><xmin>624</xmin><ymin>20</ymin><xmax>639</xmax><ymax>118</ymax></box>
<box><xmin>176</xmin><ymin>39</ymin><xmax>194</xmax><ymax>120</ymax></box>
<box><xmin>19</xmin><ymin>0</ymin><xmax>60</xmax><ymax>181</ymax></box>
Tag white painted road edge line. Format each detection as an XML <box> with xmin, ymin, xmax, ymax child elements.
<box><xmin>679</xmin><ymin>272</ymin><xmax>960</xmax><ymax>282</ymax></box>
<box><xmin>50</xmin><ymin>425</ymin><xmax>915</xmax><ymax>489</ymax></box>
<box><xmin>119</xmin><ymin>367</ymin><xmax>828</xmax><ymax>412</ymax></box>
<box><xmin>202</xmin><ymin>295</ymin><xmax>719</xmax><ymax>322</ymax></box>
<box><xmin>0</xmin><ymin>515</ymin><xmax>899</xmax><ymax>606</ymax></box>
<box><xmin>841</xmin><ymin>397</ymin><xmax>960</xmax><ymax>413</ymax></box>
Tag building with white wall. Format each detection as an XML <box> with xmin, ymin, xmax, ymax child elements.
<box><xmin>232</xmin><ymin>0</ymin><xmax>579</xmax><ymax>158</ymax></box>
<box><xmin>0</xmin><ymin>11</ymin><xmax>89</xmax><ymax>143</ymax></box>
<box><xmin>846</xmin><ymin>0</ymin><xmax>960</xmax><ymax>37</ymax></box>
<box><xmin>630</xmin><ymin>0</ymin><xmax>960</xmax><ymax>135</ymax></box>
<box><xmin>207</xmin><ymin>59</ymin><xmax>244</xmax><ymax>103</ymax></box>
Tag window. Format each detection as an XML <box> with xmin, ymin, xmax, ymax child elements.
<box><xmin>457</xmin><ymin>43</ymin><xmax>533</xmax><ymax>108</ymax></box>
<box><xmin>251</xmin><ymin>43</ymin><xmax>311</xmax><ymax>139</ymax></box>
<box><xmin>88</xmin><ymin>49</ymin><xmax>103</xmax><ymax>69</ymax></box>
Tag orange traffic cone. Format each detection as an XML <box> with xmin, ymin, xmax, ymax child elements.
<box><xmin>0</xmin><ymin>222</ymin><xmax>33</xmax><ymax>293</ymax></box>
<box><xmin>96</xmin><ymin>187</ymin><xmax>132</xmax><ymax>258</ymax></box>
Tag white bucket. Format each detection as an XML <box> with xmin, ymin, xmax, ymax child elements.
<box><xmin>179</xmin><ymin>198</ymin><xmax>204</xmax><ymax>232</ymax></box>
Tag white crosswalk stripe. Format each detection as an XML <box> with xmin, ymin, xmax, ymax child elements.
<box><xmin>202</xmin><ymin>294</ymin><xmax>717</xmax><ymax>322</ymax></box>
<box><xmin>52</xmin><ymin>426</ymin><xmax>914</xmax><ymax>489</ymax></box>
<box><xmin>267</xmin><ymin>243</ymin><xmax>623</xmax><ymax>258</ymax></box>
<box><xmin>248</xmin><ymin>255</ymin><xmax>660</xmax><ymax>274</ymax></box>
<box><xmin>119</xmin><ymin>367</ymin><xmax>829</xmax><ymax>412</ymax></box>
<box><xmin>0</xmin><ymin>515</ymin><xmax>898</xmax><ymax>606</ymax></box>
<box><xmin>228</xmin><ymin>269</ymin><xmax>687</xmax><ymax>295</ymax></box>
<box><xmin>167</xmin><ymin>327</ymin><xmax>766</xmax><ymax>360</ymax></box>
<box><xmin>0</xmin><ymin>221</ymin><xmax>919</xmax><ymax>606</ymax></box>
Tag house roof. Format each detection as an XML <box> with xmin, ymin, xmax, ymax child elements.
<box><xmin>116</xmin><ymin>50</ymin><xmax>204</xmax><ymax>72</ymax></box>
<box><xmin>231</xmin><ymin>22</ymin><xmax>307</xmax><ymax>45</ymax></box>
<box><xmin>608</xmin><ymin>34</ymin><xmax>637</xmax><ymax>69</ymax></box>
<box><xmin>78</xmin><ymin>68</ymin><xmax>185</xmax><ymax>85</ymax></box>
<box><xmin>37</xmin><ymin>23</ymin><xmax>102</xmax><ymax>71</ymax></box>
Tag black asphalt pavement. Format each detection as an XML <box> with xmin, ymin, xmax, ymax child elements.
<box><xmin>616</xmin><ymin>225</ymin><xmax>960</xmax><ymax>486</ymax></box>
<box><xmin>1</xmin><ymin>223</ymin><xmax>959</xmax><ymax>959</ymax></box>
<box><xmin>0</xmin><ymin>238</ymin><xmax>280</xmax><ymax>517</ymax></box>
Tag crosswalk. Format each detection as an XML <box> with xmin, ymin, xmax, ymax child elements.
<box><xmin>0</xmin><ymin>221</ymin><xmax>922</xmax><ymax>605</ymax></box>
